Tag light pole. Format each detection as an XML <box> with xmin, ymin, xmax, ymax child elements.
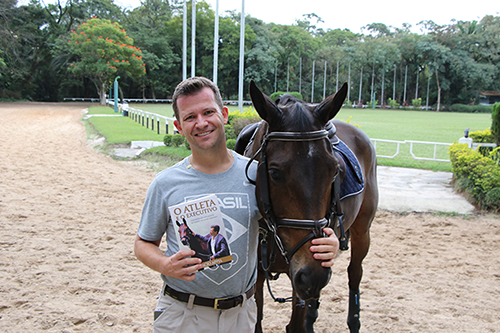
<box><xmin>114</xmin><ymin>76</ymin><xmax>120</xmax><ymax>113</ymax></box>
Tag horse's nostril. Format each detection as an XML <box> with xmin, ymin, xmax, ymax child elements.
<box><xmin>294</xmin><ymin>267</ymin><xmax>332</xmax><ymax>300</ymax></box>
<box><xmin>298</xmin><ymin>270</ymin><xmax>311</xmax><ymax>287</ymax></box>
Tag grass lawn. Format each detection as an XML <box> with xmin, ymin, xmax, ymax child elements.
<box><xmin>86</xmin><ymin>105</ymin><xmax>493</xmax><ymax>172</ymax></box>
<box><xmin>336</xmin><ymin>108</ymin><xmax>491</xmax><ymax>171</ymax></box>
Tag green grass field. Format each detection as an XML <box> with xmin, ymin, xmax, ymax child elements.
<box><xmin>335</xmin><ymin>108</ymin><xmax>491</xmax><ymax>171</ymax></box>
<box><xmin>86</xmin><ymin>105</ymin><xmax>492</xmax><ymax>172</ymax></box>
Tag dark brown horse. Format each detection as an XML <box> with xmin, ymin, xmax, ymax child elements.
<box><xmin>236</xmin><ymin>81</ymin><xmax>378</xmax><ymax>333</ymax></box>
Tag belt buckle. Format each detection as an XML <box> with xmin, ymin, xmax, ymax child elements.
<box><xmin>214</xmin><ymin>297</ymin><xmax>229</xmax><ymax>310</ymax></box>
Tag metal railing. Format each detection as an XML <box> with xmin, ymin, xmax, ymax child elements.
<box><xmin>125</xmin><ymin>105</ymin><xmax>176</xmax><ymax>135</ymax></box>
<box><xmin>371</xmin><ymin>138</ymin><xmax>453</xmax><ymax>162</ymax></box>
<box><xmin>370</xmin><ymin>139</ymin><xmax>405</xmax><ymax>159</ymax></box>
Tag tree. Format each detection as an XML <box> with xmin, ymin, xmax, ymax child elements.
<box><xmin>417</xmin><ymin>35</ymin><xmax>451</xmax><ymax>111</ymax></box>
<box><xmin>245</xmin><ymin>17</ymin><xmax>282</xmax><ymax>95</ymax></box>
<box><xmin>65</xmin><ymin>17</ymin><xmax>145</xmax><ymax>105</ymax></box>
<box><xmin>123</xmin><ymin>0</ymin><xmax>178</xmax><ymax>99</ymax></box>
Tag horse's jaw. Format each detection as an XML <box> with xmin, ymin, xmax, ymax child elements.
<box><xmin>290</xmin><ymin>263</ymin><xmax>332</xmax><ymax>300</ymax></box>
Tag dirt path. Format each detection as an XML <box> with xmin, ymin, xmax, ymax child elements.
<box><xmin>0</xmin><ymin>102</ymin><xmax>499</xmax><ymax>332</ymax></box>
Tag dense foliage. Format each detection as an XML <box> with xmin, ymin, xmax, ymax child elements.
<box><xmin>491</xmin><ymin>103</ymin><xmax>500</xmax><ymax>144</ymax></box>
<box><xmin>1</xmin><ymin>0</ymin><xmax>500</xmax><ymax>107</ymax></box>
<box><xmin>449</xmin><ymin>143</ymin><xmax>500</xmax><ymax>210</ymax></box>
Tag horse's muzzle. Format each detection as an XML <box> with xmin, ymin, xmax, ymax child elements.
<box><xmin>293</xmin><ymin>266</ymin><xmax>331</xmax><ymax>300</ymax></box>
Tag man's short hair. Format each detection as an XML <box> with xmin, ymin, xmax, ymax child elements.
<box><xmin>172</xmin><ymin>77</ymin><xmax>224</xmax><ymax>120</ymax></box>
<box><xmin>210</xmin><ymin>225</ymin><xmax>220</xmax><ymax>233</ymax></box>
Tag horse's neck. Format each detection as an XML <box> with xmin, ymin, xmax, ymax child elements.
<box><xmin>189</xmin><ymin>234</ymin><xmax>209</xmax><ymax>251</ymax></box>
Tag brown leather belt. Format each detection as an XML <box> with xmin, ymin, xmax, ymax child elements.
<box><xmin>163</xmin><ymin>284</ymin><xmax>256</xmax><ymax>310</ymax></box>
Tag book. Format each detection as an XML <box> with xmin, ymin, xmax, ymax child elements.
<box><xmin>169</xmin><ymin>194</ymin><xmax>233</xmax><ymax>269</ymax></box>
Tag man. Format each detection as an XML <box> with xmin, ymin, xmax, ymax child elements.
<box><xmin>134</xmin><ymin>77</ymin><xmax>339</xmax><ymax>333</ymax></box>
<box><xmin>205</xmin><ymin>225</ymin><xmax>230</xmax><ymax>260</ymax></box>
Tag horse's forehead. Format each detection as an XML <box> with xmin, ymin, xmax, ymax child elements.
<box><xmin>278</xmin><ymin>100</ymin><xmax>314</xmax><ymax>113</ymax></box>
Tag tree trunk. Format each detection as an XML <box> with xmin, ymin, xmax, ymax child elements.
<box><xmin>434</xmin><ymin>57</ymin><xmax>441</xmax><ymax>112</ymax></box>
<box><xmin>100</xmin><ymin>81</ymin><xmax>106</xmax><ymax>106</ymax></box>
<box><xmin>435</xmin><ymin>70</ymin><xmax>441</xmax><ymax>112</ymax></box>
<box><xmin>91</xmin><ymin>78</ymin><xmax>107</xmax><ymax>106</ymax></box>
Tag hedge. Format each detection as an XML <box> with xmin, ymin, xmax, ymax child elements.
<box><xmin>449</xmin><ymin>104</ymin><xmax>493</xmax><ymax>113</ymax></box>
<box><xmin>163</xmin><ymin>134</ymin><xmax>188</xmax><ymax>148</ymax></box>
<box><xmin>449</xmin><ymin>142</ymin><xmax>500</xmax><ymax>210</ymax></box>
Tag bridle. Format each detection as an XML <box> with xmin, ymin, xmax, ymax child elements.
<box><xmin>245</xmin><ymin>128</ymin><xmax>347</xmax><ymax>266</ymax></box>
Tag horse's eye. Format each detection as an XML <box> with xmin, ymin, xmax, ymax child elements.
<box><xmin>269</xmin><ymin>168</ymin><xmax>285</xmax><ymax>182</ymax></box>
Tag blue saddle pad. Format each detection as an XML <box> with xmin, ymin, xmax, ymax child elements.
<box><xmin>332</xmin><ymin>140</ymin><xmax>364</xmax><ymax>200</ymax></box>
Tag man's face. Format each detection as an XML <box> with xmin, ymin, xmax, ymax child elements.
<box><xmin>210</xmin><ymin>227</ymin><xmax>217</xmax><ymax>237</ymax></box>
<box><xmin>174</xmin><ymin>87</ymin><xmax>228</xmax><ymax>152</ymax></box>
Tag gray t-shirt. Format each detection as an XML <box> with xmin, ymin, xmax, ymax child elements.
<box><xmin>137</xmin><ymin>151</ymin><xmax>260</xmax><ymax>299</ymax></box>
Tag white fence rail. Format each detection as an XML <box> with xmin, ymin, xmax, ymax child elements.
<box><xmin>370</xmin><ymin>139</ymin><xmax>405</xmax><ymax>159</ymax></box>
<box><xmin>125</xmin><ymin>106</ymin><xmax>176</xmax><ymax>134</ymax></box>
<box><xmin>407</xmin><ymin>140</ymin><xmax>452</xmax><ymax>162</ymax></box>
<box><xmin>371</xmin><ymin>139</ymin><xmax>453</xmax><ymax>162</ymax></box>
<box><xmin>371</xmin><ymin>139</ymin><xmax>498</xmax><ymax>162</ymax></box>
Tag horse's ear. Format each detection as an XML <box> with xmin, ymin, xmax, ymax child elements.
<box><xmin>314</xmin><ymin>82</ymin><xmax>348</xmax><ymax>124</ymax></box>
<box><xmin>249</xmin><ymin>80</ymin><xmax>282</xmax><ymax>125</ymax></box>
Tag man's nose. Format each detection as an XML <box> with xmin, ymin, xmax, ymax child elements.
<box><xmin>195</xmin><ymin>114</ymin><xmax>208</xmax><ymax>127</ymax></box>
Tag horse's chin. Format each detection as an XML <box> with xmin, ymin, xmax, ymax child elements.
<box><xmin>291</xmin><ymin>265</ymin><xmax>331</xmax><ymax>300</ymax></box>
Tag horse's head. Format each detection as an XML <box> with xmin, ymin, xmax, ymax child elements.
<box><xmin>176</xmin><ymin>219</ymin><xmax>192</xmax><ymax>246</ymax></box>
<box><xmin>249</xmin><ymin>80</ymin><xmax>348</xmax><ymax>300</ymax></box>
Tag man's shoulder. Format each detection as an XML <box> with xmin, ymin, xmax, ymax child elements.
<box><xmin>232</xmin><ymin>150</ymin><xmax>257</xmax><ymax>168</ymax></box>
<box><xmin>155</xmin><ymin>157</ymin><xmax>190</xmax><ymax>178</ymax></box>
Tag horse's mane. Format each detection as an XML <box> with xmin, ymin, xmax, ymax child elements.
<box><xmin>274</xmin><ymin>94</ymin><xmax>316</xmax><ymax>132</ymax></box>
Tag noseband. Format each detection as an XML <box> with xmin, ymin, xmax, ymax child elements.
<box><xmin>245</xmin><ymin>129</ymin><xmax>339</xmax><ymax>265</ymax></box>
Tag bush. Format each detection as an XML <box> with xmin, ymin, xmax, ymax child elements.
<box><xmin>225</xmin><ymin>108</ymin><xmax>261</xmax><ymax>140</ymax></box>
<box><xmin>469</xmin><ymin>128</ymin><xmax>493</xmax><ymax>143</ymax></box>
<box><xmin>226</xmin><ymin>139</ymin><xmax>236</xmax><ymax>150</ymax></box>
<box><xmin>449</xmin><ymin>142</ymin><xmax>500</xmax><ymax>209</ymax></box>
<box><xmin>485</xmin><ymin>187</ymin><xmax>500</xmax><ymax>211</ymax></box>
<box><xmin>388</xmin><ymin>98</ymin><xmax>399</xmax><ymax>108</ymax></box>
<box><xmin>163</xmin><ymin>134</ymin><xmax>173</xmax><ymax>146</ymax></box>
<box><xmin>412</xmin><ymin>98</ymin><xmax>422</xmax><ymax>108</ymax></box>
<box><xmin>171</xmin><ymin>134</ymin><xmax>185</xmax><ymax>147</ymax></box>
<box><xmin>449</xmin><ymin>104</ymin><xmax>492</xmax><ymax>113</ymax></box>
<box><xmin>491</xmin><ymin>102</ymin><xmax>500</xmax><ymax>145</ymax></box>
<box><xmin>490</xmin><ymin>147</ymin><xmax>500</xmax><ymax>165</ymax></box>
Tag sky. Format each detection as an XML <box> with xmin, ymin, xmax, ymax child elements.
<box><xmin>113</xmin><ymin>0</ymin><xmax>500</xmax><ymax>34</ymax></box>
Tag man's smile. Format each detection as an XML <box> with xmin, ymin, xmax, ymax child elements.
<box><xmin>195</xmin><ymin>130</ymin><xmax>213</xmax><ymax>137</ymax></box>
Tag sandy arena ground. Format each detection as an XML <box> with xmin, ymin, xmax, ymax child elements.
<box><xmin>1</xmin><ymin>102</ymin><xmax>499</xmax><ymax>332</ymax></box>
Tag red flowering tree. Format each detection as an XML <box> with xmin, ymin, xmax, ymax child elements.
<box><xmin>66</xmin><ymin>17</ymin><xmax>145</xmax><ymax>105</ymax></box>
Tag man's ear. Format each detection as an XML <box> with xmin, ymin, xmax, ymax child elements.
<box><xmin>222</xmin><ymin>106</ymin><xmax>229</xmax><ymax>125</ymax></box>
<box><xmin>174</xmin><ymin>120</ymin><xmax>184</xmax><ymax>135</ymax></box>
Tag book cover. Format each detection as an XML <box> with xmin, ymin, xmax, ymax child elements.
<box><xmin>169</xmin><ymin>194</ymin><xmax>233</xmax><ymax>269</ymax></box>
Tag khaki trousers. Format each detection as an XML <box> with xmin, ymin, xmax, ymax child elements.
<box><xmin>153</xmin><ymin>291</ymin><xmax>257</xmax><ymax>333</ymax></box>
